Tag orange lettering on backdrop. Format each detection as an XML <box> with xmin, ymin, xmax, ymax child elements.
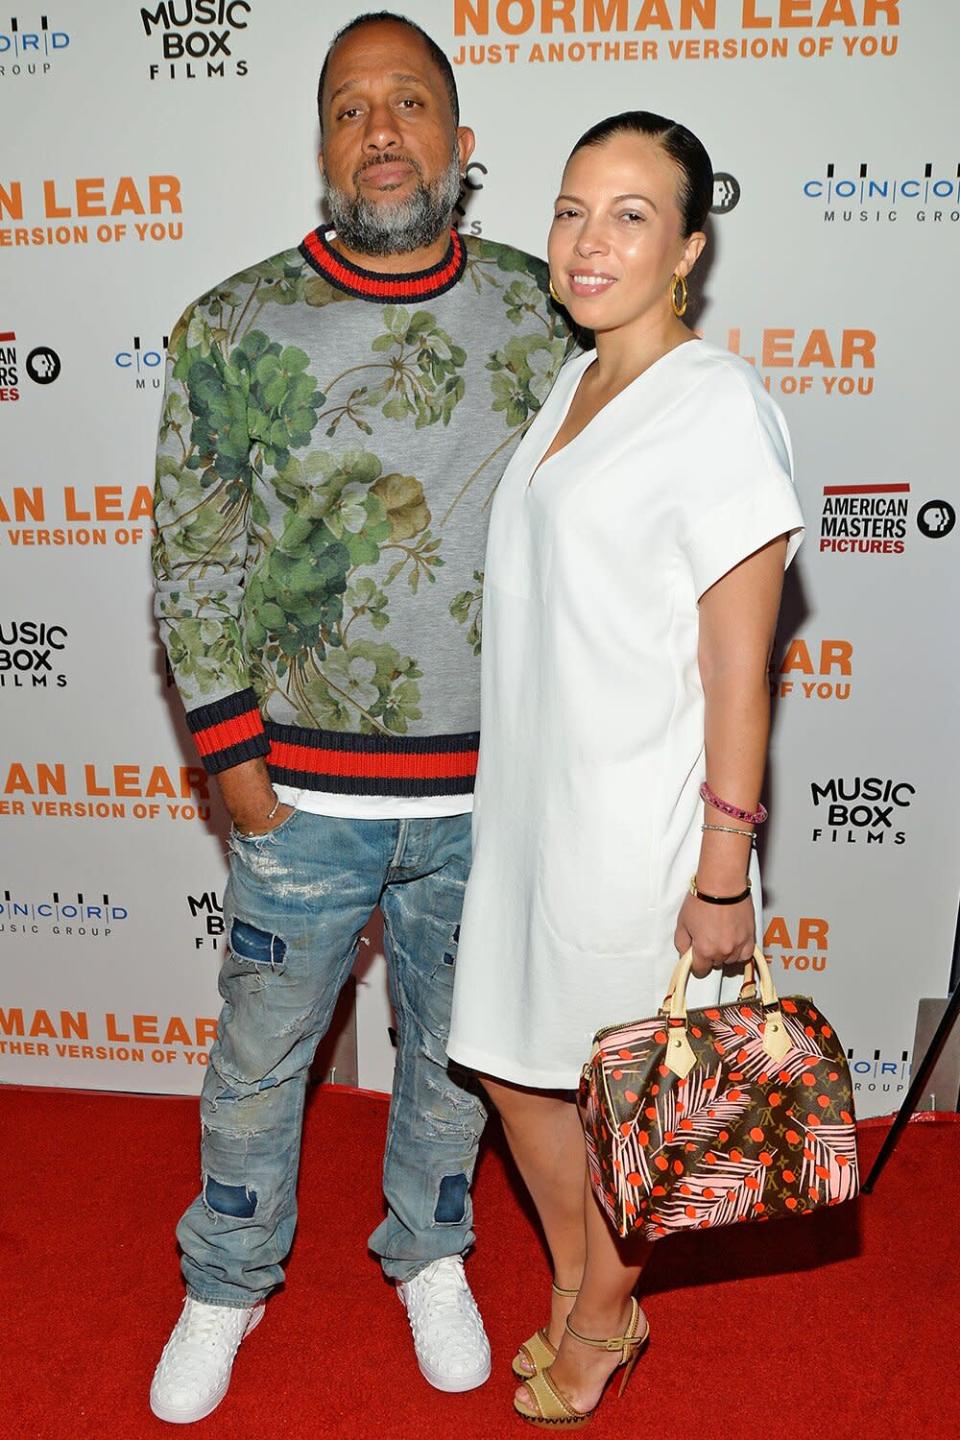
<box><xmin>763</xmin><ymin>917</ymin><xmax>829</xmax><ymax>950</ymax></box>
<box><xmin>819</xmin><ymin>0</ymin><xmax>857</xmax><ymax>19</ymax></box>
<box><xmin>454</xmin><ymin>0</ymin><xmax>488</xmax><ymax>34</ymax></box>
<box><xmin>497</xmin><ymin>1</ymin><xmax>534</xmax><ymax>35</ymax></box>
<box><xmin>797</xmin><ymin>918</ymin><xmax>829</xmax><ymax>949</ymax></box>
<box><xmin>798</xmin><ymin>329</ymin><xmax>835</xmax><ymax>367</ymax></box>
<box><xmin>84</xmin><ymin>765</ymin><xmax>110</xmax><ymax>797</ymax></box>
<box><xmin>196</xmin><ymin>1018</ymin><xmax>219</xmax><ymax>1047</ymax></box>
<box><xmin>111</xmin><ymin>177</ymin><xmax>146</xmax><ymax>216</ymax></box>
<box><xmin>779</xmin><ymin>0</ymin><xmax>814</xmax><ymax>25</ymax></box>
<box><xmin>181</xmin><ymin>767</ymin><xmax>211</xmax><ymax>800</ymax></box>
<box><xmin>36</xmin><ymin>763</ymin><xmax>67</xmax><ymax>796</ymax></box>
<box><xmin>543</xmin><ymin>0</ymin><xmax>576</xmax><ymax>30</ymax></box>
<box><xmin>75</xmin><ymin>177</ymin><xmax>106</xmax><ymax>216</ymax></box>
<box><xmin>741</xmin><ymin>1</ymin><xmax>772</xmax><ymax>26</ymax></box>
<box><xmin>634</xmin><ymin>0</ymin><xmax>674</xmax><ymax>27</ymax></box>
<box><xmin>164</xmin><ymin>1017</ymin><xmax>192</xmax><ymax>1046</ymax></box>
<box><xmin>779</xmin><ymin>639</ymin><xmax>815</xmax><ymax>675</ymax></box>
<box><xmin>762</xmin><ymin>329</ymin><xmax>794</xmax><ymax>366</ymax></box>
<box><xmin>30</xmin><ymin>1010</ymin><xmax>58</xmax><ymax>1038</ymax></box>
<box><xmin>114</xmin><ymin>766</ymin><xmax>141</xmax><ymax>798</ymax></box>
<box><xmin>865</xmin><ymin>0</ymin><xmax>899</xmax><ymax>21</ymax></box>
<box><xmin>841</xmin><ymin>330</ymin><xmax>876</xmax><ymax>368</ymax></box>
<box><xmin>129</xmin><ymin>486</ymin><xmax>154</xmax><ymax>520</ymax></box>
<box><xmin>145</xmin><ymin>767</ymin><xmax>177</xmax><ymax>799</ymax></box>
<box><xmin>42</xmin><ymin>179</ymin><xmax>70</xmax><ymax>217</ymax></box>
<box><xmin>64</xmin><ymin>488</ymin><xmax>92</xmax><ymax>521</ymax></box>
<box><xmin>584</xmin><ymin>0</ymin><xmax>627</xmax><ymax>28</ymax></box>
<box><xmin>96</xmin><ymin>486</ymin><xmax>125</xmax><ymax>520</ymax></box>
<box><xmin>820</xmin><ymin>640</ymin><xmax>853</xmax><ymax>675</ymax></box>
<box><xmin>106</xmin><ymin>1014</ymin><xmax>130</xmax><ymax>1042</ymax></box>
<box><xmin>0</xmin><ymin>488</ymin><xmax>44</xmax><ymax>523</ymax></box>
<box><xmin>0</xmin><ymin>181</ymin><xmax>23</xmax><ymax>220</ymax></box>
<box><xmin>133</xmin><ymin>1015</ymin><xmax>160</xmax><ymax>1044</ymax></box>
<box><xmin>61</xmin><ymin>1011</ymin><xmax>89</xmax><ymax>1040</ymax></box>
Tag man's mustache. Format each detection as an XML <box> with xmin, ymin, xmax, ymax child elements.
<box><xmin>354</xmin><ymin>153</ymin><xmax>424</xmax><ymax>185</ymax></box>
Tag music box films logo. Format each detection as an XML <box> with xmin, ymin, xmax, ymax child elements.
<box><xmin>140</xmin><ymin>1</ymin><xmax>252</xmax><ymax>80</ymax></box>
<box><xmin>0</xmin><ymin>619</ymin><xmax>67</xmax><ymax>690</ymax></box>
<box><xmin>0</xmin><ymin>13</ymin><xmax>70</xmax><ymax>78</ymax></box>
<box><xmin>809</xmin><ymin>776</ymin><xmax>913</xmax><ymax>847</ymax></box>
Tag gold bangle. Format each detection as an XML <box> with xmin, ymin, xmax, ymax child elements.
<box><xmin>689</xmin><ymin>874</ymin><xmax>752</xmax><ymax>906</ymax></box>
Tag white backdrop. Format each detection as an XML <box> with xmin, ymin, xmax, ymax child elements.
<box><xmin>1</xmin><ymin>0</ymin><xmax>957</xmax><ymax>1117</ymax></box>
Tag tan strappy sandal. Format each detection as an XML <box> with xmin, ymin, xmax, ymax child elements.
<box><xmin>513</xmin><ymin>1295</ymin><xmax>649</xmax><ymax>1428</ymax></box>
<box><xmin>512</xmin><ymin>1283</ymin><xmax>579</xmax><ymax>1380</ymax></box>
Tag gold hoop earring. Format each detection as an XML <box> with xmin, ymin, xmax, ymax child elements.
<box><xmin>670</xmin><ymin>272</ymin><xmax>688</xmax><ymax>318</ymax></box>
<box><xmin>548</xmin><ymin>277</ymin><xmax>561</xmax><ymax>303</ymax></box>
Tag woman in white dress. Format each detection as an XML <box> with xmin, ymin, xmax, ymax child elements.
<box><xmin>447</xmin><ymin>111</ymin><xmax>804</xmax><ymax>1426</ymax></box>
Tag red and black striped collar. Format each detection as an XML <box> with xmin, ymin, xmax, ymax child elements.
<box><xmin>299</xmin><ymin>225</ymin><xmax>466</xmax><ymax>303</ymax></box>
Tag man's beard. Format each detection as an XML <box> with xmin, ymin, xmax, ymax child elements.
<box><xmin>324</xmin><ymin>150</ymin><xmax>462</xmax><ymax>258</ymax></box>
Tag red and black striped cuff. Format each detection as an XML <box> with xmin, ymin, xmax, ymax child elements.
<box><xmin>186</xmin><ymin>689</ymin><xmax>269</xmax><ymax>774</ymax></box>
<box><xmin>299</xmin><ymin>225</ymin><xmax>466</xmax><ymax>303</ymax></box>
<box><xmin>265</xmin><ymin>721</ymin><xmax>479</xmax><ymax>797</ymax></box>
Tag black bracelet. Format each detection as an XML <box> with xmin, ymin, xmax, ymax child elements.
<box><xmin>689</xmin><ymin>874</ymin><xmax>752</xmax><ymax>906</ymax></box>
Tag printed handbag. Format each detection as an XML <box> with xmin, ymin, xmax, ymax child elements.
<box><xmin>579</xmin><ymin>947</ymin><xmax>859</xmax><ymax>1240</ymax></box>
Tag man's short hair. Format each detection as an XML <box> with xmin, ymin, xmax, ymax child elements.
<box><xmin>317</xmin><ymin>11</ymin><xmax>460</xmax><ymax>132</ymax></box>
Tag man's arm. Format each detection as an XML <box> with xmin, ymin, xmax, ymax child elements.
<box><xmin>152</xmin><ymin>301</ymin><xmax>288</xmax><ymax>834</ymax></box>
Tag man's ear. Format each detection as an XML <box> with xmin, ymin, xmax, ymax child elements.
<box><xmin>456</xmin><ymin>126</ymin><xmax>476</xmax><ymax>174</ymax></box>
<box><xmin>317</xmin><ymin>148</ymin><xmax>325</xmax><ymax>180</ymax></box>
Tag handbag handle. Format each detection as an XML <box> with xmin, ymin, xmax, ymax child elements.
<box><xmin>661</xmin><ymin>946</ymin><xmax>792</xmax><ymax>1078</ymax></box>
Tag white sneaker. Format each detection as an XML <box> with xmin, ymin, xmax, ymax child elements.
<box><xmin>149</xmin><ymin>1297</ymin><xmax>264</xmax><ymax>1424</ymax></box>
<box><xmin>397</xmin><ymin>1256</ymin><xmax>492</xmax><ymax>1393</ymax></box>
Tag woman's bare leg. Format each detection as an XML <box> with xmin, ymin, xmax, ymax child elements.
<box><xmin>479</xmin><ymin>1076</ymin><xmax>587</xmax><ymax>1362</ymax></box>
<box><xmin>523</xmin><ymin>1170</ymin><xmax>651</xmax><ymax>1414</ymax></box>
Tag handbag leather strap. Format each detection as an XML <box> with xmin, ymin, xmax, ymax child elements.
<box><xmin>661</xmin><ymin>946</ymin><xmax>792</xmax><ymax>1079</ymax></box>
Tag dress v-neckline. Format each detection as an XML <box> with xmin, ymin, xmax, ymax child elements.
<box><xmin>527</xmin><ymin>338</ymin><xmax>701</xmax><ymax>488</ymax></box>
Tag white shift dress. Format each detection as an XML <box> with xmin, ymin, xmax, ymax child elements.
<box><xmin>447</xmin><ymin>340</ymin><xmax>805</xmax><ymax>1090</ymax></box>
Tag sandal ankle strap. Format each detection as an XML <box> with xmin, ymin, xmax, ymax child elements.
<box><xmin>551</xmin><ymin>1282</ymin><xmax>580</xmax><ymax>1298</ymax></box>
<box><xmin>565</xmin><ymin>1298</ymin><xmax>643</xmax><ymax>1354</ymax></box>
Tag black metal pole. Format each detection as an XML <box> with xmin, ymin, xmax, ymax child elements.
<box><xmin>861</xmin><ymin>979</ymin><xmax>960</xmax><ymax>1194</ymax></box>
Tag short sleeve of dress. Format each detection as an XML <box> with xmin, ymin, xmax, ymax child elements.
<box><xmin>682</xmin><ymin>360</ymin><xmax>805</xmax><ymax>599</ymax></box>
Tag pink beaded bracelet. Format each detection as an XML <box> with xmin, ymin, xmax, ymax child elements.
<box><xmin>699</xmin><ymin>781</ymin><xmax>768</xmax><ymax>826</ymax></box>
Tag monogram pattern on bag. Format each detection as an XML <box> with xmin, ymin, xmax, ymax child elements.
<box><xmin>580</xmin><ymin>996</ymin><xmax>859</xmax><ymax>1240</ymax></box>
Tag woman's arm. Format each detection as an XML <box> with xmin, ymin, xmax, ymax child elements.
<box><xmin>674</xmin><ymin>534</ymin><xmax>789</xmax><ymax>978</ymax></box>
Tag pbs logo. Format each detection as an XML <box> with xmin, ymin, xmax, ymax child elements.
<box><xmin>711</xmin><ymin>173</ymin><xmax>741</xmax><ymax>215</ymax></box>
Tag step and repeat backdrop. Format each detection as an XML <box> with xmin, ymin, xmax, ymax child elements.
<box><xmin>1</xmin><ymin>1</ymin><xmax>957</xmax><ymax>1117</ymax></box>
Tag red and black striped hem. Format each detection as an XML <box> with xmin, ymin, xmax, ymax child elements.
<box><xmin>265</xmin><ymin>720</ymin><xmax>478</xmax><ymax>797</ymax></box>
<box><xmin>187</xmin><ymin>689</ymin><xmax>269</xmax><ymax>775</ymax></box>
<box><xmin>299</xmin><ymin>225</ymin><xmax>466</xmax><ymax>303</ymax></box>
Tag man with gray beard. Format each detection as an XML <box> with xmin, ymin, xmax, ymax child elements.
<box><xmin>148</xmin><ymin>10</ymin><xmax>570</xmax><ymax>1425</ymax></box>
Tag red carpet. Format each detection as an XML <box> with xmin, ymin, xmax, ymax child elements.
<box><xmin>2</xmin><ymin>1085</ymin><xmax>957</xmax><ymax>1440</ymax></box>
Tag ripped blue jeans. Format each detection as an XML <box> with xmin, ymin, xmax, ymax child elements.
<box><xmin>177</xmin><ymin>809</ymin><xmax>486</xmax><ymax>1306</ymax></box>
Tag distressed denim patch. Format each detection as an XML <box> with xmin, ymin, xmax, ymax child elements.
<box><xmin>205</xmin><ymin>1177</ymin><xmax>258</xmax><ymax>1218</ymax></box>
<box><xmin>434</xmin><ymin>1172</ymin><xmax>468</xmax><ymax>1225</ymax></box>
<box><xmin>230</xmin><ymin>918</ymin><xmax>286</xmax><ymax>970</ymax></box>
